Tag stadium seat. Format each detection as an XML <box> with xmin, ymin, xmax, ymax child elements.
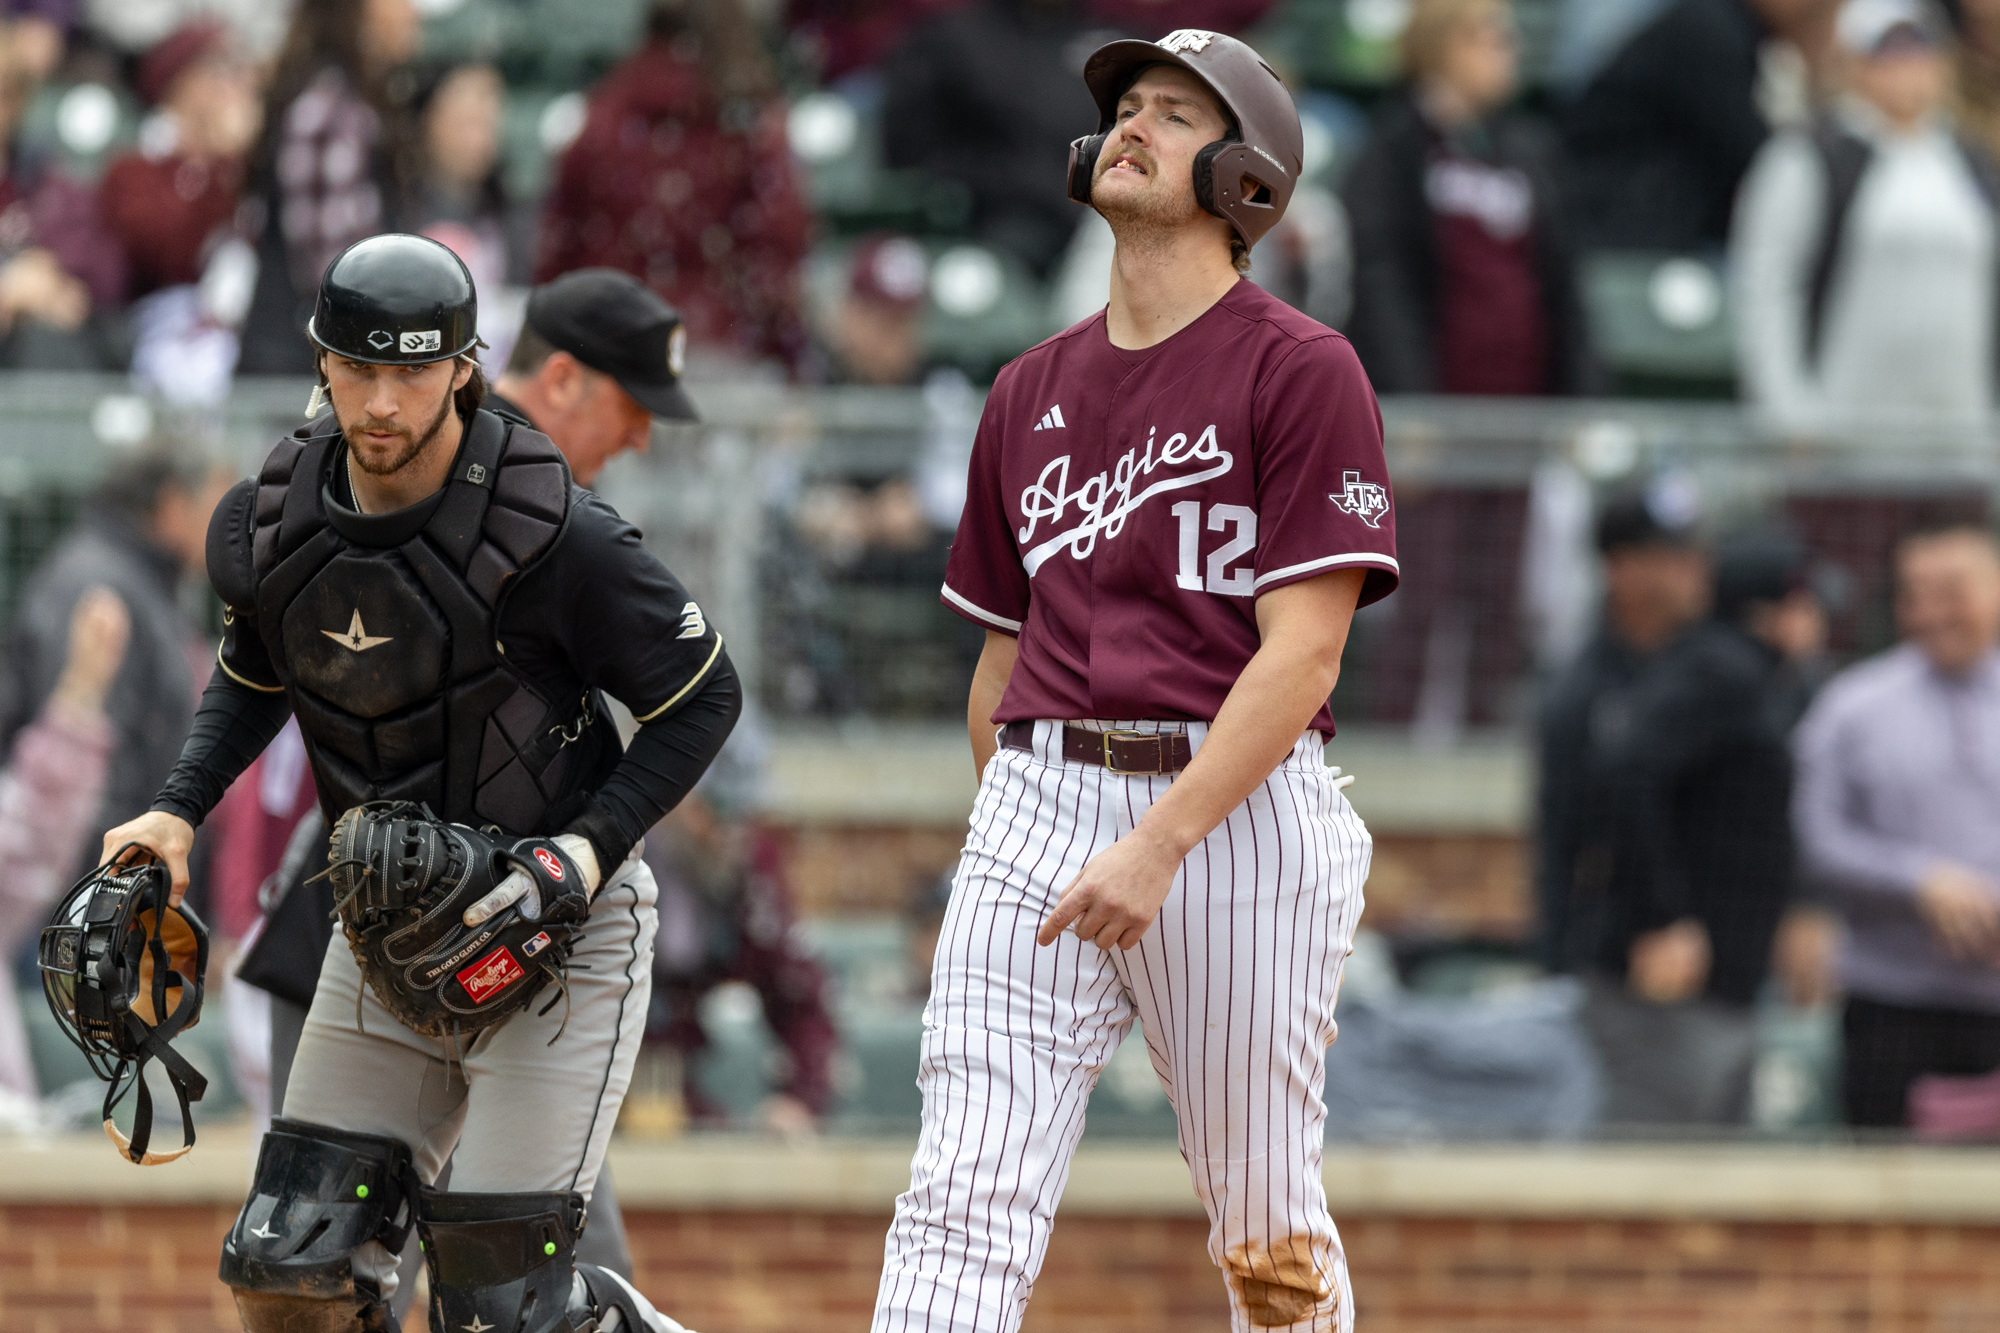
<box><xmin>512</xmin><ymin>0</ymin><xmax>648</xmax><ymax>88</ymax></box>
<box><xmin>1581</xmin><ymin>250</ymin><xmax>1738</xmax><ymax>397</ymax></box>
<box><xmin>17</xmin><ymin>80</ymin><xmax>139</xmax><ymax>183</ymax></box>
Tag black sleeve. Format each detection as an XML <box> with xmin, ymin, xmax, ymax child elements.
<box><xmin>518</xmin><ymin>491</ymin><xmax>744</xmax><ymax>872</ymax></box>
<box><xmin>540</xmin><ymin>492</ymin><xmax>731</xmax><ymax>723</ymax></box>
<box><xmin>1340</xmin><ymin>100</ymin><xmax>1437</xmax><ymax>393</ymax></box>
<box><xmin>152</xmin><ymin>476</ymin><xmax>291</xmax><ymax>825</ymax></box>
<box><xmin>151</xmin><ymin>666</ymin><xmax>293</xmax><ymax>827</ymax></box>
<box><xmin>1533</xmin><ymin>666</ymin><xmax>1590</xmax><ymax>972</ymax></box>
<box><xmin>879</xmin><ymin>18</ymin><xmax>950</xmax><ymax>175</ymax></box>
<box><xmin>563</xmin><ymin>655</ymin><xmax>743</xmax><ymax>875</ymax></box>
<box><xmin>1509</xmin><ymin>117</ymin><xmax>1605</xmax><ymax>396</ymax></box>
<box><xmin>1615</xmin><ymin>642</ymin><xmax>1759</xmax><ymax>931</ymax></box>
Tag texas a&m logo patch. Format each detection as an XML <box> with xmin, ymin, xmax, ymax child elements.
<box><xmin>1330</xmin><ymin>470</ymin><xmax>1389</xmax><ymax>529</ymax></box>
<box><xmin>457</xmin><ymin>946</ymin><xmax>525</xmax><ymax>1004</ymax></box>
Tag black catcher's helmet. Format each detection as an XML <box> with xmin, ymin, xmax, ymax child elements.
<box><xmin>39</xmin><ymin>855</ymin><xmax>210</xmax><ymax>1164</ymax></box>
<box><xmin>307</xmin><ymin>233</ymin><xmax>478</xmax><ymax>365</ymax></box>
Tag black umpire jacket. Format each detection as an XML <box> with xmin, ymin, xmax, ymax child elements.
<box><xmin>1538</xmin><ymin>617</ymin><xmax>1817</xmax><ymax>1007</ymax></box>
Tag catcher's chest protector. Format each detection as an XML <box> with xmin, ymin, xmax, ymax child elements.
<box><xmin>249</xmin><ymin>409</ymin><xmax>578</xmax><ymax>833</ymax></box>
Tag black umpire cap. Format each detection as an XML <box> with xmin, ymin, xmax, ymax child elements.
<box><xmin>525</xmin><ymin>269</ymin><xmax>699</xmax><ymax>421</ymax></box>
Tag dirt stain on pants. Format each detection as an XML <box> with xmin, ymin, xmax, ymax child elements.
<box><xmin>1223</xmin><ymin>1236</ymin><xmax>1334</xmax><ymax>1327</ymax></box>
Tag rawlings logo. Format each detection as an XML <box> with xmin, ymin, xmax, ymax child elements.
<box><xmin>1330</xmin><ymin>470</ymin><xmax>1390</xmax><ymax>529</ymax></box>
<box><xmin>456</xmin><ymin>947</ymin><xmax>524</xmax><ymax>1004</ymax></box>
<box><xmin>534</xmin><ymin>848</ymin><xmax>564</xmax><ymax>880</ymax></box>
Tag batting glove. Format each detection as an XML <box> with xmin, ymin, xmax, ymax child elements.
<box><xmin>462</xmin><ymin>832</ymin><xmax>601</xmax><ymax>927</ymax></box>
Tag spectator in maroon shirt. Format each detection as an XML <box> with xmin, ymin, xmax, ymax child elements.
<box><xmin>536</xmin><ymin>0</ymin><xmax>812</xmax><ymax>370</ymax></box>
<box><xmin>101</xmin><ymin>21</ymin><xmax>259</xmax><ymax>302</ymax></box>
<box><xmin>0</xmin><ymin>25</ymin><xmax>123</xmax><ymax>365</ymax></box>
<box><xmin>1343</xmin><ymin>0</ymin><xmax>1597</xmax><ymax>395</ymax></box>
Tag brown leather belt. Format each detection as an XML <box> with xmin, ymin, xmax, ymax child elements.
<box><xmin>999</xmin><ymin>720</ymin><xmax>1193</xmax><ymax>775</ymax></box>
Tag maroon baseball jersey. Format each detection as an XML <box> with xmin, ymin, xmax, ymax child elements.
<box><xmin>942</xmin><ymin>279</ymin><xmax>1398</xmax><ymax>732</ymax></box>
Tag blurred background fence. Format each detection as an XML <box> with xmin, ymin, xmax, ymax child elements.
<box><xmin>6</xmin><ymin>374</ymin><xmax>1994</xmax><ymax>1143</ymax></box>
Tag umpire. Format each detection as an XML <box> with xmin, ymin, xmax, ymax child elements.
<box><xmin>102</xmin><ymin>233</ymin><xmax>736</xmax><ymax>1333</ymax></box>
<box><xmin>489</xmin><ymin>267</ymin><xmax>699</xmax><ymax>488</ymax></box>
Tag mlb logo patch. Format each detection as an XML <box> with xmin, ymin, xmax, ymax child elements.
<box><xmin>522</xmin><ymin>931</ymin><xmax>552</xmax><ymax>959</ymax></box>
<box><xmin>400</xmin><ymin>329</ymin><xmax>443</xmax><ymax>354</ymax></box>
<box><xmin>456</xmin><ymin>946</ymin><xmax>525</xmax><ymax>1004</ymax></box>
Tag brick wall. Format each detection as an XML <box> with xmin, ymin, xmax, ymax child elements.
<box><xmin>776</xmin><ymin>823</ymin><xmax>1534</xmax><ymax>938</ymax></box>
<box><xmin>8</xmin><ymin>1204</ymin><xmax>2000</xmax><ymax>1332</ymax></box>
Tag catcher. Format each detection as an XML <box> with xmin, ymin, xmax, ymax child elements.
<box><xmin>100</xmin><ymin>233</ymin><xmax>738</xmax><ymax>1333</ymax></box>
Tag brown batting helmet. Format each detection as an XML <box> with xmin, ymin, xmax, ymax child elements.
<box><xmin>1066</xmin><ymin>29</ymin><xmax>1303</xmax><ymax>250</ymax></box>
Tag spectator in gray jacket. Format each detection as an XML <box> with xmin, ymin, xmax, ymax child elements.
<box><xmin>1731</xmin><ymin>0</ymin><xmax>1996</xmax><ymax>435</ymax></box>
<box><xmin>0</xmin><ymin>436</ymin><xmax>233</xmax><ymax>878</ymax></box>
<box><xmin>1793</xmin><ymin>520</ymin><xmax>2000</xmax><ymax>1127</ymax></box>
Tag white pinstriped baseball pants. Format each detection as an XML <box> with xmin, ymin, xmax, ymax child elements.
<box><xmin>873</xmin><ymin>719</ymin><xmax>1370</xmax><ymax>1333</ymax></box>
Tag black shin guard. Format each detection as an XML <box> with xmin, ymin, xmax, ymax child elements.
<box><xmin>220</xmin><ymin>1118</ymin><xmax>417</xmax><ymax>1331</ymax></box>
<box><xmin>419</xmin><ymin>1189</ymin><xmax>588</xmax><ymax>1333</ymax></box>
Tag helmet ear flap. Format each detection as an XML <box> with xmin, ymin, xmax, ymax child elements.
<box><xmin>1191</xmin><ymin>136</ymin><xmax>1232</xmax><ymax>218</ymax></box>
<box><xmin>1068</xmin><ymin>132</ymin><xmax>1109</xmax><ymax>205</ymax></box>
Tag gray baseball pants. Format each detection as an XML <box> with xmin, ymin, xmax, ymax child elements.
<box><xmin>280</xmin><ymin>857</ymin><xmax>658</xmax><ymax>1303</ymax></box>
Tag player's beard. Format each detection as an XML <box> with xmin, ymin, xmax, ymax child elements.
<box><xmin>342</xmin><ymin>384</ymin><xmax>456</xmax><ymax>479</ymax></box>
<box><xmin>1092</xmin><ymin>144</ymin><xmax>1204</xmax><ymax>251</ymax></box>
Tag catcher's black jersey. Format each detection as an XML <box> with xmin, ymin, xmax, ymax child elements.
<box><xmin>153</xmin><ymin>408</ymin><xmax>739</xmax><ymax>872</ymax></box>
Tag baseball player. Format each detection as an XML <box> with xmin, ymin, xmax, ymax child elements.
<box><xmin>100</xmin><ymin>233</ymin><xmax>735</xmax><ymax>1333</ymax></box>
<box><xmin>872</xmin><ymin>31</ymin><xmax>1398</xmax><ymax>1333</ymax></box>
<box><xmin>241</xmin><ymin>266</ymin><xmax>707</xmax><ymax>1308</ymax></box>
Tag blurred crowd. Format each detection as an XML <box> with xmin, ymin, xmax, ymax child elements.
<box><xmin>0</xmin><ymin>0</ymin><xmax>1998</xmax><ymax>1148</ymax></box>
<box><xmin>1532</xmin><ymin>493</ymin><xmax>2000</xmax><ymax>1137</ymax></box>
<box><xmin>0</xmin><ymin>0</ymin><xmax>1989</xmax><ymax>421</ymax></box>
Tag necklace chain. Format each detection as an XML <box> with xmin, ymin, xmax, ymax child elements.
<box><xmin>344</xmin><ymin>447</ymin><xmax>368</xmax><ymax>516</ymax></box>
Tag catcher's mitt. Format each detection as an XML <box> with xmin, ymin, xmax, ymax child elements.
<box><xmin>325</xmin><ymin>802</ymin><xmax>590</xmax><ymax>1040</ymax></box>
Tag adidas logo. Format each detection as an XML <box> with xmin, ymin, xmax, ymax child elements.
<box><xmin>1032</xmin><ymin>405</ymin><xmax>1067</xmax><ymax>431</ymax></box>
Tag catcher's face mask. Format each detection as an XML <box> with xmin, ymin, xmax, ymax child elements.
<box><xmin>39</xmin><ymin>854</ymin><xmax>210</xmax><ymax>1164</ymax></box>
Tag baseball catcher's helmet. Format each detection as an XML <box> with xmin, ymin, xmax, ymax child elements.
<box><xmin>39</xmin><ymin>854</ymin><xmax>210</xmax><ymax>1164</ymax></box>
<box><xmin>307</xmin><ymin>232</ymin><xmax>478</xmax><ymax>365</ymax></box>
<box><xmin>1066</xmin><ymin>29</ymin><xmax>1304</xmax><ymax>250</ymax></box>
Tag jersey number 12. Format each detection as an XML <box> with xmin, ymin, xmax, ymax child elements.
<box><xmin>1171</xmin><ymin>501</ymin><xmax>1257</xmax><ymax>596</ymax></box>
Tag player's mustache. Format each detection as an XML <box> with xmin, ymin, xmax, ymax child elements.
<box><xmin>347</xmin><ymin>417</ymin><xmax>410</xmax><ymax>440</ymax></box>
<box><xmin>1098</xmin><ymin>145</ymin><xmax>1154</xmax><ymax>179</ymax></box>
